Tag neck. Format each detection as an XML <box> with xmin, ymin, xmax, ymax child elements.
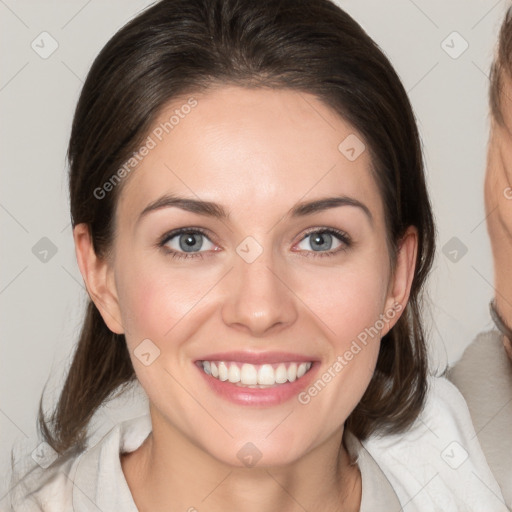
<box><xmin>121</xmin><ymin>407</ymin><xmax>361</xmax><ymax>512</ymax></box>
<box><xmin>487</xmin><ymin>203</ymin><xmax>512</xmax><ymax>363</ymax></box>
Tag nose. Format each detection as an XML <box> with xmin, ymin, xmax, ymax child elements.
<box><xmin>221</xmin><ymin>241</ymin><xmax>298</xmax><ymax>337</ymax></box>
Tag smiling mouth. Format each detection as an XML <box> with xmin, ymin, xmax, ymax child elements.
<box><xmin>196</xmin><ymin>360</ymin><xmax>313</xmax><ymax>388</ymax></box>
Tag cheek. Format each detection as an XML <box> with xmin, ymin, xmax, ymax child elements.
<box><xmin>297</xmin><ymin>257</ymin><xmax>390</xmax><ymax>403</ymax></box>
<box><xmin>302</xmin><ymin>259</ymin><xmax>390</xmax><ymax>343</ymax></box>
<box><xmin>115</xmin><ymin>257</ymin><xmax>208</xmax><ymax>345</ymax></box>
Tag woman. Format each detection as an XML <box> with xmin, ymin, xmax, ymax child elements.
<box><xmin>6</xmin><ymin>0</ymin><xmax>507</xmax><ymax>510</ymax></box>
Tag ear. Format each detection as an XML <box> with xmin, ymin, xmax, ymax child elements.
<box><xmin>381</xmin><ymin>226</ymin><xmax>418</xmax><ymax>336</ymax></box>
<box><xmin>73</xmin><ymin>223</ymin><xmax>124</xmax><ymax>334</ymax></box>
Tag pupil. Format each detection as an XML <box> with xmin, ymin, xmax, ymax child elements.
<box><xmin>312</xmin><ymin>232</ymin><xmax>331</xmax><ymax>251</ymax></box>
<box><xmin>180</xmin><ymin>233</ymin><xmax>202</xmax><ymax>252</ymax></box>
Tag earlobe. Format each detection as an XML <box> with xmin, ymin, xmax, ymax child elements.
<box><xmin>73</xmin><ymin>223</ymin><xmax>124</xmax><ymax>334</ymax></box>
<box><xmin>382</xmin><ymin>226</ymin><xmax>418</xmax><ymax>336</ymax></box>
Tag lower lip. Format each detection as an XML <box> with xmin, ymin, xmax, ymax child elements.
<box><xmin>194</xmin><ymin>361</ymin><xmax>320</xmax><ymax>407</ymax></box>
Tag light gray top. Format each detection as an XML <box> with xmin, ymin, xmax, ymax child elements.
<box><xmin>345</xmin><ymin>430</ymin><xmax>402</xmax><ymax>511</ymax></box>
<box><xmin>4</xmin><ymin>412</ymin><xmax>400</xmax><ymax>511</ymax></box>
<box><xmin>5</xmin><ymin>376</ymin><xmax>508</xmax><ymax>511</ymax></box>
<box><xmin>447</xmin><ymin>329</ymin><xmax>512</xmax><ymax>509</ymax></box>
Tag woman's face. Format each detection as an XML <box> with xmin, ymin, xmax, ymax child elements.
<box><xmin>89</xmin><ymin>85</ymin><xmax>414</xmax><ymax>467</ymax></box>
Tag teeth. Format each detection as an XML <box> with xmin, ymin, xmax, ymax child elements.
<box><xmin>228</xmin><ymin>364</ymin><xmax>241</xmax><ymax>383</ymax></box>
<box><xmin>241</xmin><ymin>364</ymin><xmax>258</xmax><ymax>385</ymax></box>
<box><xmin>200</xmin><ymin>360</ymin><xmax>312</xmax><ymax>386</ymax></box>
<box><xmin>258</xmin><ymin>364</ymin><xmax>274</xmax><ymax>385</ymax></box>
<box><xmin>297</xmin><ymin>363</ymin><xmax>307</xmax><ymax>378</ymax></box>
<box><xmin>275</xmin><ymin>364</ymin><xmax>288</xmax><ymax>384</ymax></box>
<box><xmin>288</xmin><ymin>363</ymin><xmax>297</xmax><ymax>382</ymax></box>
<box><xmin>218</xmin><ymin>362</ymin><xmax>229</xmax><ymax>381</ymax></box>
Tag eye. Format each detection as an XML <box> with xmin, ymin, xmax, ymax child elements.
<box><xmin>158</xmin><ymin>228</ymin><xmax>217</xmax><ymax>260</ymax></box>
<box><xmin>295</xmin><ymin>228</ymin><xmax>351</xmax><ymax>257</ymax></box>
<box><xmin>157</xmin><ymin>226</ymin><xmax>351</xmax><ymax>261</ymax></box>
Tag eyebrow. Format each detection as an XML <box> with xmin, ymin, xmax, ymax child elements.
<box><xmin>136</xmin><ymin>193</ymin><xmax>373</xmax><ymax>225</ymax></box>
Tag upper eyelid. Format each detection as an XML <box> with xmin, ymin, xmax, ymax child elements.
<box><xmin>160</xmin><ymin>226</ymin><xmax>211</xmax><ymax>242</ymax></box>
<box><xmin>300</xmin><ymin>226</ymin><xmax>350</xmax><ymax>238</ymax></box>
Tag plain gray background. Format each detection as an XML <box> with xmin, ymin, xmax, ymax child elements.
<box><xmin>1</xmin><ymin>0</ymin><xmax>509</xmax><ymax>501</ymax></box>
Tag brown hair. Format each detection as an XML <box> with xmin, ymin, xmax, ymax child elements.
<box><xmin>490</xmin><ymin>5</ymin><xmax>512</xmax><ymax>125</ymax></box>
<box><xmin>37</xmin><ymin>0</ymin><xmax>435</xmax><ymax>459</ymax></box>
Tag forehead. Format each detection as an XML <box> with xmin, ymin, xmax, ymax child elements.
<box><xmin>117</xmin><ymin>85</ymin><xmax>384</xmax><ymax>228</ymax></box>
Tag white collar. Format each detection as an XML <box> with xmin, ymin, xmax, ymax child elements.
<box><xmin>73</xmin><ymin>413</ymin><xmax>151</xmax><ymax>511</ymax></box>
<box><xmin>63</xmin><ymin>376</ymin><xmax>508</xmax><ymax>511</ymax></box>
<box><xmin>72</xmin><ymin>412</ymin><xmax>401</xmax><ymax>511</ymax></box>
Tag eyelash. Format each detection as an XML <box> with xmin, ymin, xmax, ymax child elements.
<box><xmin>157</xmin><ymin>227</ymin><xmax>352</xmax><ymax>260</ymax></box>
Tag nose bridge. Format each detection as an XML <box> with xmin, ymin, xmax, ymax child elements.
<box><xmin>221</xmin><ymin>234</ymin><xmax>297</xmax><ymax>335</ymax></box>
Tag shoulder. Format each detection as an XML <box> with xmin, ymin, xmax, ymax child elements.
<box><xmin>447</xmin><ymin>329</ymin><xmax>512</xmax><ymax>431</ymax></box>
<box><xmin>361</xmin><ymin>375</ymin><xmax>509</xmax><ymax>512</ymax></box>
<box><xmin>447</xmin><ymin>330</ymin><xmax>512</xmax><ymax>408</ymax></box>
<box><xmin>344</xmin><ymin>430</ymin><xmax>402</xmax><ymax>511</ymax></box>
<box><xmin>5</xmin><ymin>451</ymin><xmax>80</xmax><ymax>511</ymax></box>
<box><xmin>447</xmin><ymin>330</ymin><xmax>512</xmax><ymax>509</ymax></box>
<box><xmin>447</xmin><ymin>330</ymin><xmax>508</xmax><ymax>392</ymax></box>
<box><xmin>5</xmin><ymin>413</ymin><xmax>151</xmax><ymax>512</ymax></box>
<box><xmin>5</xmin><ymin>381</ymin><xmax>151</xmax><ymax>512</ymax></box>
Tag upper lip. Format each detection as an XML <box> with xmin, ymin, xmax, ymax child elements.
<box><xmin>195</xmin><ymin>351</ymin><xmax>318</xmax><ymax>365</ymax></box>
